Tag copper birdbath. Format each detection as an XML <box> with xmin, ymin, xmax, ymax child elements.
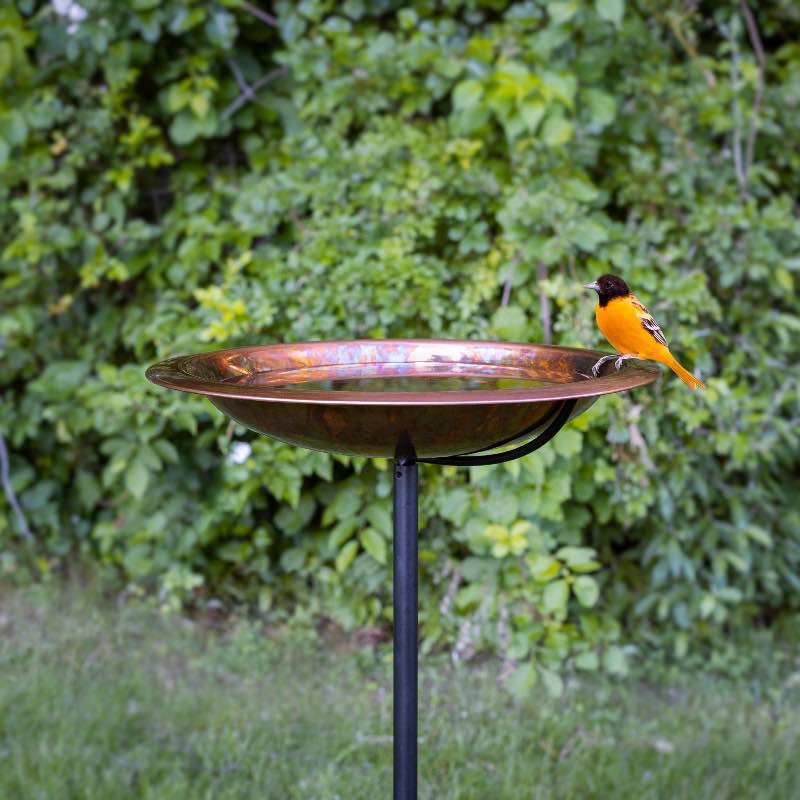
<box><xmin>146</xmin><ymin>339</ymin><xmax>658</xmax><ymax>800</ymax></box>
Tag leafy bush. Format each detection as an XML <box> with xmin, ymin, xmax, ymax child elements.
<box><xmin>1</xmin><ymin>1</ymin><xmax>799</xmax><ymax>689</ymax></box>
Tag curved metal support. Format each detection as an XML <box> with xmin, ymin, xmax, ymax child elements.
<box><xmin>418</xmin><ymin>398</ymin><xmax>577</xmax><ymax>467</ymax></box>
<box><xmin>436</xmin><ymin>396</ymin><xmax>564</xmax><ymax>459</ymax></box>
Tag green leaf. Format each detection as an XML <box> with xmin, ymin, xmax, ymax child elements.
<box><xmin>775</xmin><ymin>267</ymin><xmax>794</xmax><ymax>293</ymax></box>
<box><xmin>274</xmin><ymin>494</ymin><xmax>316</xmax><ymax>534</ymax></box>
<box><xmin>439</xmin><ymin>488</ymin><xmax>471</xmax><ymax>526</ymax></box>
<box><xmin>122</xmin><ymin>546</ymin><xmax>152</xmax><ymax>577</ymax></box>
<box><xmin>543</xmin><ymin>579</ymin><xmax>569</xmax><ymax>614</ymax></box>
<box><xmin>75</xmin><ymin>470</ymin><xmax>101</xmax><ymax>511</ymax></box>
<box><xmin>744</xmin><ymin>526</ymin><xmax>772</xmax><ymax>547</ymax></box>
<box><xmin>206</xmin><ymin>9</ymin><xmax>237</xmax><ymax>48</ymax></box>
<box><xmin>455</xmin><ymin>583</ymin><xmax>485</xmax><ymax>611</ymax></box>
<box><xmin>452</xmin><ymin>79</ymin><xmax>484</xmax><ymax>111</ymax></box>
<box><xmin>573</xmin><ymin>575</ymin><xmax>599</xmax><ymax>607</ymax></box>
<box><xmin>365</xmin><ymin>505</ymin><xmax>391</xmax><ymax>536</ymax></box>
<box><xmin>190</xmin><ymin>93</ymin><xmax>209</xmax><ymax>118</ymax></box>
<box><xmin>553</xmin><ymin>428</ymin><xmax>583</xmax><ymax>457</ymax></box>
<box><xmin>322</xmin><ymin>486</ymin><xmax>361</xmax><ymax>525</ymax></box>
<box><xmin>572</xmin><ymin>219</ymin><xmax>609</xmax><ymax>251</ymax></box>
<box><xmin>484</xmin><ymin>523</ymin><xmax>510</xmax><ymax>558</ymax></box>
<box><xmin>398</xmin><ymin>8</ymin><xmax>418</xmax><ymax>29</ymax></box>
<box><xmin>528</xmin><ymin>555</ymin><xmax>561</xmax><ymax>582</ymax></box>
<box><xmin>491</xmin><ymin>305</ymin><xmax>528</xmax><ymax>340</ymax></box>
<box><xmin>575</xmin><ymin>651</ymin><xmax>599</xmax><ymax>671</ymax></box>
<box><xmin>486</xmin><ymin>490</ymin><xmax>519</xmax><ymax>526</ymax></box>
<box><xmin>555</xmin><ymin>546</ymin><xmax>598</xmax><ymax>567</ymax></box>
<box><xmin>541</xmin><ymin>71</ymin><xmax>577</xmax><ymax>108</ymax></box>
<box><xmin>30</xmin><ymin>361</ymin><xmax>91</xmax><ymax>395</ymax></box>
<box><xmin>335</xmin><ymin>540</ymin><xmax>359</xmax><ymax>573</ymax></box>
<box><xmin>280</xmin><ymin>547</ymin><xmax>305</xmax><ymax>572</ymax></box>
<box><xmin>221</xmin><ymin>541</ymin><xmax>254</xmax><ymax>563</ymax></box>
<box><xmin>562</xmin><ymin>176</ymin><xmax>600</xmax><ymax>202</ymax></box>
<box><xmin>0</xmin><ymin>111</ymin><xmax>27</xmax><ymax>146</ymax></box>
<box><xmin>547</xmin><ymin>1</ymin><xmax>579</xmax><ymax>24</ymax></box>
<box><xmin>360</xmin><ymin>528</ymin><xmax>387</xmax><ymax>565</ymax></box>
<box><xmin>582</xmin><ymin>88</ymin><xmax>617</xmax><ymax>128</ymax></box>
<box><xmin>506</xmin><ymin>662</ymin><xmax>538</xmax><ymax>699</ymax></box>
<box><xmin>153</xmin><ymin>439</ymin><xmax>179</xmax><ymax>464</ymax></box>
<box><xmin>168</xmin><ymin>109</ymin><xmax>218</xmax><ymax>145</ymax></box>
<box><xmin>328</xmin><ymin>518</ymin><xmax>358</xmax><ymax>549</ymax></box>
<box><xmin>520</xmin><ymin>99</ymin><xmax>546</xmax><ymax>133</ymax></box>
<box><xmin>569</xmin><ymin>560</ymin><xmax>602</xmax><ymax>574</ymax></box>
<box><xmin>541</xmin><ymin>113</ymin><xmax>573</xmax><ymax>146</ymax></box>
<box><xmin>169</xmin><ymin>112</ymin><xmax>200</xmax><ymax>145</ymax></box>
<box><xmin>419</xmin><ymin>549</ymin><xmax>437</xmax><ymax>564</ymax></box>
<box><xmin>596</xmin><ymin>0</ymin><xmax>624</xmax><ymax>26</ymax></box>
<box><xmin>603</xmin><ymin>645</ymin><xmax>629</xmax><ymax>676</ymax></box>
<box><xmin>539</xmin><ymin>666</ymin><xmax>564</xmax><ymax>697</ymax></box>
<box><xmin>510</xmin><ymin>520</ymin><xmax>533</xmax><ymax>538</ymax></box>
<box><xmin>699</xmin><ymin>595</ymin><xmax>716</xmax><ymax>619</ymax></box>
<box><xmin>125</xmin><ymin>459</ymin><xmax>149</xmax><ymax>500</ymax></box>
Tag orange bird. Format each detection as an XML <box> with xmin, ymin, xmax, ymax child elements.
<box><xmin>585</xmin><ymin>274</ymin><xmax>705</xmax><ymax>389</ymax></box>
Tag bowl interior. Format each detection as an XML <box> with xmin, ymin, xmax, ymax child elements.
<box><xmin>147</xmin><ymin>339</ymin><xmax>656</xmax><ymax>406</ymax></box>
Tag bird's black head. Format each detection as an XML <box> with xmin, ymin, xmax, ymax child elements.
<box><xmin>584</xmin><ymin>274</ymin><xmax>631</xmax><ymax>307</ymax></box>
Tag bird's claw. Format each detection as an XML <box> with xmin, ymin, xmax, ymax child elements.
<box><xmin>614</xmin><ymin>355</ymin><xmax>635</xmax><ymax>370</ymax></box>
<box><xmin>590</xmin><ymin>355</ymin><xmax>615</xmax><ymax>377</ymax></box>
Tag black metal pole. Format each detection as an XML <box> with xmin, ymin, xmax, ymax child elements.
<box><xmin>388</xmin><ymin>405</ymin><xmax>575</xmax><ymax>798</ymax></box>
<box><xmin>393</xmin><ymin>448</ymin><xmax>418</xmax><ymax>800</ymax></box>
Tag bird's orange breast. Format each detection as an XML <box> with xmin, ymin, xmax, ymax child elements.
<box><xmin>595</xmin><ymin>297</ymin><xmax>668</xmax><ymax>359</ymax></box>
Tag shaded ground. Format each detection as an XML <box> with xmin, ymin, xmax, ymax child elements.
<box><xmin>1</xmin><ymin>584</ymin><xmax>799</xmax><ymax>799</ymax></box>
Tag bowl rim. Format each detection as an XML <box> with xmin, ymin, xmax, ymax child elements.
<box><xmin>145</xmin><ymin>338</ymin><xmax>660</xmax><ymax>406</ymax></box>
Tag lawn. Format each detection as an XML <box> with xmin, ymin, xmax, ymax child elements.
<box><xmin>1</xmin><ymin>584</ymin><xmax>799</xmax><ymax>800</ymax></box>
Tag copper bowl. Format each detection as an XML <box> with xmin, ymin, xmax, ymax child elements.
<box><xmin>145</xmin><ymin>339</ymin><xmax>659</xmax><ymax>458</ymax></box>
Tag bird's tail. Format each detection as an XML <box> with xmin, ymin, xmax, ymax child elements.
<box><xmin>667</xmin><ymin>355</ymin><xmax>705</xmax><ymax>390</ymax></box>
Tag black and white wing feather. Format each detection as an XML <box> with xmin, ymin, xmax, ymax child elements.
<box><xmin>631</xmin><ymin>296</ymin><xmax>668</xmax><ymax>348</ymax></box>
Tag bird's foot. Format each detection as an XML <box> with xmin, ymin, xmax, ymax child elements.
<box><xmin>591</xmin><ymin>355</ymin><xmax>616</xmax><ymax>376</ymax></box>
<box><xmin>613</xmin><ymin>354</ymin><xmax>636</xmax><ymax>370</ymax></box>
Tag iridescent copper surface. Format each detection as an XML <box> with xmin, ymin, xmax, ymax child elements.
<box><xmin>146</xmin><ymin>339</ymin><xmax>659</xmax><ymax>457</ymax></box>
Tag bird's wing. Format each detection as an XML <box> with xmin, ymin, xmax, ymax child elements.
<box><xmin>630</xmin><ymin>295</ymin><xmax>669</xmax><ymax>348</ymax></box>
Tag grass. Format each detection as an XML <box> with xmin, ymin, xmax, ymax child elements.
<box><xmin>1</xmin><ymin>584</ymin><xmax>800</xmax><ymax>799</ymax></box>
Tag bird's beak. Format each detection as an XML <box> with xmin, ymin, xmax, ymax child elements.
<box><xmin>584</xmin><ymin>281</ymin><xmax>599</xmax><ymax>292</ymax></box>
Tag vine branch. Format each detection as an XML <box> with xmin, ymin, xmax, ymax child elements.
<box><xmin>221</xmin><ymin>64</ymin><xmax>289</xmax><ymax>119</ymax></box>
<box><xmin>537</xmin><ymin>262</ymin><xmax>552</xmax><ymax>345</ymax></box>
<box><xmin>0</xmin><ymin>432</ymin><xmax>33</xmax><ymax>542</ymax></box>
<box><xmin>740</xmin><ymin>0</ymin><xmax>766</xmax><ymax>183</ymax></box>
<box><xmin>240</xmin><ymin>2</ymin><xmax>278</xmax><ymax>29</ymax></box>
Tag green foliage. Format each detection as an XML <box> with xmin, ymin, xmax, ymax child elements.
<box><xmin>2</xmin><ymin>1</ymin><xmax>800</xmax><ymax>688</ymax></box>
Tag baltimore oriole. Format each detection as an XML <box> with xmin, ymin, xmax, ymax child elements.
<box><xmin>585</xmin><ymin>274</ymin><xmax>705</xmax><ymax>390</ymax></box>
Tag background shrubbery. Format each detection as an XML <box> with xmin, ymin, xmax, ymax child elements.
<box><xmin>1</xmin><ymin>0</ymin><xmax>799</xmax><ymax>690</ymax></box>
